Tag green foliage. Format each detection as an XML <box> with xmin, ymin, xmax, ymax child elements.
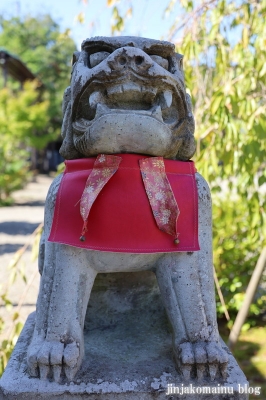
<box><xmin>0</xmin><ymin>14</ymin><xmax>77</xmax><ymax>138</ymax></box>
<box><xmin>0</xmin><ymin>223</ymin><xmax>43</xmax><ymax>376</ymax></box>
<box><xmin>56</xmin><ymin>161</ymin><xmax>66</xmax><ymax>175</ymax></box>
<box><xmin>0</xmin><ymin>321</ymin><xmax>23</xmax><ymax>376</ymax></box>
<box><xmin>111</xmin><ymin>6</ymin><xmax>125</xmax><ymax>34</ymax></box>
<box><xmin>0</xmin><ymin>15</ymin><xmax>76</xmax><ymax>202</ymax></box>
<box><xmin>212</xmin><ymin>196</ymin><xmax>265</xmax><ymax>319</ymax></box>
<box><xmin>232</xmin><ymin>326</ymin><xmax>266</xmax><ymax>396</ymax></box>
<box><xmin>170</xmin><ymin>0</ymin><xmax>266</xmax><ymax>320</ymax></box>
<box><xmin>107</xmin><ymin>0</ymin><xmax>132</xmax><ymax>34</ymax></box>
<box><xmin>0</xmin><ymin>82</ymin><xmax>50</xmax><ymax>203</ymax></box>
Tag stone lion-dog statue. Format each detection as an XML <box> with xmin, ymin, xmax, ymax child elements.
<box><xmin>27</xmin><ymin>36</ymin><xmax>228</xmax><ymax>383</ymax></box>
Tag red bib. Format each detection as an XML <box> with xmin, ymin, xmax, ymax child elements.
<box><xmin>48</xmin><ymin>154</ymin><xmax>200</xmax><ymax>253</ymax></box>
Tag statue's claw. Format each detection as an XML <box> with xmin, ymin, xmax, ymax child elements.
<box><xmin>64</xmin><ymin>342</ymin><xmax>80</xmax><ymax>381</ymax></box>
<box><xmin>177</xmin><ymin>342</ymin><xmax>194</xmax><ymax>380</ymax></box>
<box><xmin>28</xmin><ymin>365</ymin><xmax>38</xmax><ymax>378</ymax></box>
<box><xmin>39</xmin><ymin>365</ymin><xmax>50</xmax><ymax>380</ymax></box>
<box><xmin>209</xmin><ymin>364</ymin><xmax>218</xmax><ymax>381</ymax></box>
<box><xmin>52</xmin><ymin>365</ymin><xmax>62</xmax><ymax>383</ymax></box>
<box><xmin>37</xmin><ymin>342</ymin><xmax>51</xmax><ymax>380</ymax></box>
<box><xmin>194</xmin><ymin>343</ymin><xmax>207</xmax><ymax>380</ymax></box>
<box><xmin>220</xmin><ymin>362</ymin><xmax>228</xmax><ymax>380</ymax></box>
<box><xmin>27</xmin><ymin>338</ymin><xmax>81</xmax><ymax>382</ymax></box>
<box><xmin>196</xmin><ymin>364</ymin><xmax>205</xmax><ymax>380</ymax></box>
<box><xmin>27</xmin><ymin>352</ymin><xmax>39</xmax><ymax>378</ymax></box>
<box><xmin>175</xmin><ymin>341</ymin><xmax>228</xmax><ymax>381</ymax></box>
<box><xmin>182</xmin><ymin>365</ymin><xmax>192</xmax><ymax>380</ymax></box>
<box><xmin>50</xmin><ymin>342</ymin><xmax>64</xmax><ymax>382</ymax></box>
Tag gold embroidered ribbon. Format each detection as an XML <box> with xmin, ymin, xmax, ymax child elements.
<box><xmin>139</xmin><ymin>157</ymin><xmax>180</xmax><ymax>243</ymax></box>
<box><xmin>80</xmin><ymin>154</ymin><xmax>122</xmax><ymax>241</ymax></box>
<box><xmin>79</xmin><ymin>155</ymin><xmax>180</xmax><ymax>244</ymax></box>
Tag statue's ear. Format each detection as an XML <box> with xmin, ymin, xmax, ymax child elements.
<box><xmin>62</xmin><ymin>86</ymin><xmax>71</xmax><ymax>116</ymax></box>
<box><xmin>185</xmin><ymin>93</ymin><xmax>193</xmax><ymax>116</ymax></box>
<box><xmin>59</xmin><ymin>87</ymin><xmax>83</xmax><ymax>160</ymax></box>
<box><xmin>175</xmin><ymin>93</ymin><xmax>196</xmax><ymax>161</ymax></box>
<box><xmin>72</xmin><ymin>51</ymin><xmax>81</xmax><ymax>66</ymax></box>
<box><xmin>185</xmin><ymin>93</ymin><xmax>195</xmax><ymax>131</ymax></box>
<box><xmin>175</xmin><ymin>133</ymin><xmax>196</xmax><ymax>161</ymax></box>
<box><xmin>175</xmin><ymin>53</ymin><xmax>184</xmax><ymax>73</ymax></box>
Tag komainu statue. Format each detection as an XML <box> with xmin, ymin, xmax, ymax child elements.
<box><xmin>27</xmin><ymin>36</ymin><xmax>228</xmax><ymax>383</ymax></box>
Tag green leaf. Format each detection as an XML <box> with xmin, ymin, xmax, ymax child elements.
<box><xmin>211</xmin><ymin>95</ymin><xmax>223</xmax><ymax>115</ymax></box>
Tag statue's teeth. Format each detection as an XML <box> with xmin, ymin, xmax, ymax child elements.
<box><xmin>122</xmin><ymin>82</ymin><xmax>141</xmax><ymax>92</ymax></box>
<box><xmin>107</xmin><ymin>85</ymin><xmax>123</xmax><ymax>96</ymax></box>
<box><xmin>144</xmin><ymin>87</ymin><xmax>157</xmax><ymax>96</ymax></box>
<box><xmin>95</xmin><ymin>103</ymin><xmax>110</xmax><ymax>119</ymax></box>
<box><xmin>151</xmin><ymin>105</ymin><xmax>163</xmax><ymax>122</ymax></box>
<box><xmin>106</xmin><ymin>83</ymin><xmax>157</xmax><ymax>97</ymax></box>
<box><xmin>162</xmin><ymin>90</ymin><xmax>173</xmax><ymax>108</ymax></box>
<box><xmin>89</xmin><ymin>91</ymin><xmax>104</xmax><ymax>109</ymax></box>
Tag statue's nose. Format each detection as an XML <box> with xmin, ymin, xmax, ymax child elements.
<box><xmin>107</xmin><ymin>47</ymin><xmax>153</xmax><ymax>72</ymax></box>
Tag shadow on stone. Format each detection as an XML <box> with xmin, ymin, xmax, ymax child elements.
<box><xmin>0</xmin><ymin>221</ymin><xmax>40</xmax><ymax>236</ymax></box>
<box><xmin>14</xmin><ymin>200</ymin><xmax>45</xmax><ymax>207</ymax></box>
<box><xmin>0</xmin><ymin>243</ymin><xmax>24</xmax><ymax>254</ymax></box>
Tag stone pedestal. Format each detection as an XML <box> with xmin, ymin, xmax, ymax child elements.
<box><xmin>0</xmin><ymin>272</ymin><xmax>248</xmax><ymax>399</ymax></box>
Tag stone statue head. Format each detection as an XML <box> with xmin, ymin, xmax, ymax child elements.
<box><xmin>60</xmin><ymin>36</ymin><xmax>195</xmax><ymax>161</ymax></box>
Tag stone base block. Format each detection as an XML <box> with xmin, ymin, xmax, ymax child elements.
<box><xmin>0</xmin><ymin>272</ymin><xmax>248</xmax><ymax>399</ymax></box>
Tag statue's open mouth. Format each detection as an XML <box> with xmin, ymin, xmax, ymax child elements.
<box><xmin>72</xmin><ymin>77</ymin><xmax>184</xmax><ymax>135</ymax></box>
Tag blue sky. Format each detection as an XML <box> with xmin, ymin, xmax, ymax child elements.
<box><xmin>0</xmin><ymin>0</ymin><xmax>180</xmax><ymax>49</ymax></box>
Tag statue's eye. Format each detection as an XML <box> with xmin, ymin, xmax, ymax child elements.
<box><xmin>89</xmin><ymin>51</ymin><xmax>111</xmax><ymax>68</ymax></box>
<box><xmin>150</xmin><ymin>55</ymin><xmax>169</xmax><ymax>71</ymax></box>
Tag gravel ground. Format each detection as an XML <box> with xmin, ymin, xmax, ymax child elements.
<box><xmin>0</xmin><ymin>175</ymin><xmax>53</xmax><ymax>340</ymax></box>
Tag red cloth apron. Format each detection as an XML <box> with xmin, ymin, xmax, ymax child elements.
<box><xmin>48</xmin><ymin>154</ymin><xmax>200</xmax><ymax>253</ymax></box>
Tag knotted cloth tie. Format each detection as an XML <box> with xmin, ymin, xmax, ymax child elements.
<box><xmin>79</xmin><ymin>154</ymin><xmax>180</xmax><ymax>244</ymax></box>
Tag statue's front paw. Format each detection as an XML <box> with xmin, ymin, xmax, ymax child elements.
<box><xmin>27</xmin><ymin>339</ymin><xmax>80</xmax><ymax>382</ymax></box>
<box><xmin>175</xmin><ymin>342</ymin><xmax>228</xmax><ymax>381</ymax></box>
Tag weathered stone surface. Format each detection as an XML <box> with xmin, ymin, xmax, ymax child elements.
<box><xmin>0</xmin><ymin>273</ymin><xmax>248</xmax><ymax>399</ymax></box>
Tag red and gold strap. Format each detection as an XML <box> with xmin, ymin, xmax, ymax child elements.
<box><xmin>139</xmin><ymin>157</ymin><xmax>180</xmax><ymax>244</ymax></box>
<box><xmin>80</xmin><ymin>154</ymin><xmax>122</xmax><ymax>240</ymax></box>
